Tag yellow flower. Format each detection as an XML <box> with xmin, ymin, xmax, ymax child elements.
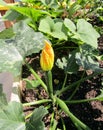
<box><xmin>40</xmin><ymin>40</ymin><xmax>54</xmax><ymax>71</ymax></box>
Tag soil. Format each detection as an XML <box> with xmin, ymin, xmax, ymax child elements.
<box><xmin>21</xmin><ymin>36</ymin><xmax>103</xmax><ymax>130</ymax></box>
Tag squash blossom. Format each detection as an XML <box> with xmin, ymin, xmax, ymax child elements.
<box><xmin>40</xmin><ymin>40</ymin><xmax>54</xmax><ymax>71</ymax></box>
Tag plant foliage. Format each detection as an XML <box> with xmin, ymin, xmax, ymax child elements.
<box><xmin>0</xmin><ymin>0</ymin><xmax>103</xmax><ymax>129</ymax></box>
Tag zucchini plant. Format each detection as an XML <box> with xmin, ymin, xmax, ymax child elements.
<box><xmin>0</xmin><ymin>0</ymin><xmax>103</xmax><ymax>130</ymax></box>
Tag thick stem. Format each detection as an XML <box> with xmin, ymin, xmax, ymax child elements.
<box><xmin>46</xmin><ymin>70</ymin><xmax>54</xmax><ymax>99</ymax></box>
<box><xmin>67</xmin><ymin>109</ymin><xmax>91</xmax><ymax>130</ymax></box>
<box><xmin>56</xmin><ymin>97</ymin><xmax>91</xmax><ymax>130</ymax></box>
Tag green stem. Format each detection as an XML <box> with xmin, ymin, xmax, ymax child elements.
<box><xmin>23</xmin><ymin>99</ymin><xmax>51</xmax><ymax>107</ymax></box>
<box><xmin>56</xmin><ymin>97</ymin><xmax>91</xmax><ymax>130</ymax></box>
<box><xmin>65</xmin><ymin>97</ymin><xmax>97</xmax><ymax>104</ymax></box>
<box><xmin>25</xmin><ymin>112</ymin><xmax>32</xmax><ymax>120</ymax></box>
<box><xmin>67</xmin><ymin>109</ymin><xmax>91</xmax><ymax>130</ymax></box>
<box><xmin>25</xmin><ymin>61</ymin><xmax>48</xmax><ymax>92</ymax></box>
<box><xmin>56</xmin><ymin>72</ymin><xmax>102</xmax><ymax>96</ymax></box>
<box><xmin>50</xmin><ymin>112</ymin><xmax>57</xmax><ymax>130</ymax></box>
<box><xmin>25</xmin><ymin>102</ymin><xmax>51</xmax><ymax>120</ymax></box>
<box><xmin>46</xmin><ymin>70</ymin><xmax>54</xmax><ymax>99</ymax></box>
<box><xmin>62</xmin><ymin>73</ymin><xmax>68</xmax><ymax>89</ymax></box>
<box><xmin>75</xmin><ymin>123</ymin><xmax>83</xmax><ymax>130</ymax></box>
<box><xmin>68</xmin><ymin>71</ymin><xmax>85</xmax><ymax>100</ymax></box>
<box><xmin>61</xmin><ymin>118</ymin><xmax>66</xmax><ymax>130</ymax></box>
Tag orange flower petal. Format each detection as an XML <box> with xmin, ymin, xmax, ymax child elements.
<box><xmin>40</xmin><ymin>40</ymin><xmax>54</xmax><ymax>71</ymax></box>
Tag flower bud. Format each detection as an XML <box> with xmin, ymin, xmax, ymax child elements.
<box><xmin>40</xmin><ymin>40</ymin><xmax>54</xmax><ymax>71</ymax></box>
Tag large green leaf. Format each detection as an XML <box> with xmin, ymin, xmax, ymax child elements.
<box><xmin>11</xmin><ymin>6</ymin><xmax>49</xmax><ymax>21</ymax></box>
<box><xmin>51</xmin><ymin>21</ymin><xmax>67</xmax><ymax>40</ymax></box>
<box><xmin>0</xmin><ymin>101</ymin><xmax>25</xmax><ymax>130</ymax></box>
<box><xmin>64</xmin><ymin>18</ymin><xmax>100</xmax><ymax>48</ymax></box>
<box><xmin>3</xmin><ymin>9</ymin><xmax>23</xmax><ymax>21</ymax></box>
<box><xmin>0</xmin><ymin>84</ymin><xmax>8</xmax><ymax>111</ymax></box>
<box><xmin>0</xmin><ymin>28</ymin><xmax>14</xmax><ymax>39</ymax></box>
<box><xmin>0</xmin><ymin>21</ymin><xmax>46</xmax><ymax>77</ymax></box>
<box><xmin>12</xmin><ymin>21</ymin><xmax>45</xmax><ymax>57</ymax></box>
<box><xmin>76</xmin><ymin>19</ymin><xmax>100</xmax><ymax>48</ymax></box>
<box><xmin>0</xmin><ymin>40</ymin><xmax>23</xmax><ymax>77</ymax></box>
<box><xmin>56</xmin><ymin>51</ymin><xmax>79</xmax><ymax>74</ymax></box>
<box><xmin>64</xmin><ymin>18</ymin><xmax>76</xmax><ymax>33</ymax></box>
<box><xmin>39</xmin><ymin>16</ymin><xmax>67</xmax><ymax>40</ymax></box>
<box><xmin>76</xmin><ymin>44</ymin><xmax>103</xmax><ymax>72</ymax></box>
<box><xmin>39</xmin><ymin>16</ymin><xmax>54</xmax><ymax>35</ymax></box>
<box><xmin>26</xmin><ymin>106</ymin><xmax>48</xmax><ymax>130</ymax></box>
<box><xmin>66</xmin><ymin>50</ymin><xmax>79</xmax><ymax>74</ymax></box>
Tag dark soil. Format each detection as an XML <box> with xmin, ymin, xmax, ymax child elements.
<box><xmin>21</xmin><ymin>35</ymin><xmax>103</xmax><ymax>130</ymax></box>
<box><xmin>68</xmin><ymin>75</ymin><xmax>103</xmax><ymax>130</ymax></box>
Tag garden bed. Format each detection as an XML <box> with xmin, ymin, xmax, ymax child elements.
<box><xmin>0</xmin><ymin>1</ymin><xmax>103</xmax><ymax>130</ymax></box>
<box><xmin>21</xmin><ymin>46</ymin><xmax>103</xmax><ymax>130</ymax></box>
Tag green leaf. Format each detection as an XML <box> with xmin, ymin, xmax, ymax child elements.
<box><xmin>56</xmin><ymin>57</ymin><xmax>67</xmax><ymax>71</ymax></box>
<box><xmin>76</xmin><ymin>44</ymin><xmax>103</xmax><ymax>72</ymax></box>
<box><xmin>0</xmin><ymin>28</ymin><xmax>14</xmax><ymax>39</ymax></box>
<box><xmin>56</xmin><ymin>50</ymin><xmax>79</xmax><ymax>74</ymax></box>
<box><xmin>39</xmin><ymin>16</ymin><xmax>54</xmax><ymax>35</ymax></box>
<box><xmin>26</xmin><ymin>106</ymin><xmax>48</xmax><ymax>130</ymax></box>
<box><xmin>76</xmin><ymin>19</ymin><xmax>100</xmax><ymax>48</ymax></box>
<box><xmin>11</xmin><ymin>6</ymin><xmax>49</xmax><ymax>21</ymax></box>
<box><xmin>64</xmin><ymin>18</ymin><xmax>76</xmax><ymax>33</ymax></box>
<box><xmin>68</xmin><ymin>2</ymin><xmax>81</xmax><ymax>18</ymax></box>
<box><xmin>3</xmin><ymin>9</ymin><xmax>23</xmax><ymax>21</ymax></box>
<box><xmin>40</xmin><ymin>0</ymin><xmax>59</xmax><ymax>9</ymax></box>
<box><xmin>51</xmin><ymin>21</ymin><xmax>67</xmax><ymax>40</ymax></box>
<box><xmin>24</xmin><ymin>79</ymin><xmax>40</xmax><ymax>89</ymax></box>
<box><xmin>12</xmin><ymin>21</ymin><xmax>45</xmax><ymax>57</ymax></box>
<box><xmin>0</xmin><ymin>101</ymin><xmax>25</xmax><ymax>130</ymax></box>
<box><xmin>0</xmin><ymin>40</ymin><xmax>23</xmax><ymax>77</ymax></box>
<box><xmin>40</xmin><ymin>0</ymin><xmax>55</xmax><ymax>5</ymax></box>
<box><xmin>39</xmin><ymin>16</ymin><xmax>67</xmax><ymax>40</ymax></box>
<box><xmin>0</xmin><ymin>84</ymin><xmax>8</xmax><ymax>111</ymax></box>
<box><xmin>0</xmin><ymin>21</ymin><xmax>46</xmax><ymax>77</ymax></box>
<box><xmin>64</xmin><ymin>18</ymin><xmax>100</xmax><ymax>47</ymax></box>
<box><xmin>66</xmin><ymin>50</ymin><xmax>79</xmax><ymax>74</ymax></box>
